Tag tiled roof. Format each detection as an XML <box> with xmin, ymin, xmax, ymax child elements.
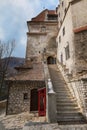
<box><xmin>73</xmin><ymin>25</ymin><xmax>87</xmax><ymax>33</ymax></box>
<box><xmin>15</xmin><ymin>60</ymin><xmax>33</xmax><ymax>70</ymax></box>
<box><xmin>8</xmin><ymin>62</ymin><xmax>45</xmax><ymax>81</ymax></box>
<box><xmin>48</xmin><ymin>10</ymin><xmax>56</xmax><ymax>15</ymax></box>
<box><xmin>31</xmin><ymin>9</ymin><xmax>56</xmax><ymax>22</ymax></box>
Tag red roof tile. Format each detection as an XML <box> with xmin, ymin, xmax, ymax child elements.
<box><xmin>8</xmin><ymin>62</ymin><xmax>45</xmax><ymax>81</ymax></box>
<box><xmin>73</xmin><ymin>25</ymin><xmax>87</xmax><ymax>33</ymax></box>
<box><xmin>31</xmin><ymin>9</ymin><xmax>56</xmax><ymax>22</ymax></box>
<box><xmin>48</xmin><ymin>10</ymin><xmax>56</xmax><ymax>15</ymax></box>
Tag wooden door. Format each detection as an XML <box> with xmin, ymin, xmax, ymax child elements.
<box><xmin>30</xmin><ymin>89</ymin><xmax>38</xmax><ymax>111</ymax></box>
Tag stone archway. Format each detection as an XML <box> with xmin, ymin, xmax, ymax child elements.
<box><xmin>47</xmin><ymin>56</ymin><xmax>56</xmax><ymax>64</ymax></box>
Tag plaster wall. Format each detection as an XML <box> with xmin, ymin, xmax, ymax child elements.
<box><xmin>57</xmin><ymin>5</ymin><xmax>75</xmax><ymax>73</ymax></box>
<box><xmin>71</xmin><ymin>0</ymin><xmax>87</xmax><ymax>29</ymax></box>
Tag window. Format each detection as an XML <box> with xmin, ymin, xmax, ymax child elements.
<box><xmin>23</xmin><ymin>93</ymin><xmax>28</xmax><ymax>100</ymax></box>
<box><xmin>60</xmin><ymin>20</ymin><xmax>62</xmax><ymax>25</ymax></box>
<box><xmin>62</xmin><ymin>1</ymin><xmax>64</xmax><ymax>7</ymax></box>
<box><xmin>65</xmin><ymin>44</ymin><xmax>70</xmax><ymax>60</ymax></box>
<box><xmin>60</xmin><ymin>53</ymin><xmax>63</xmax><ymax>64</ymax></box>
<box><xmin>43</xmin><ymin>48</ymin><xmax>46</xmax><ymax>53</ymax></box>
<box><xmin>59</xmin><ymin>12</ymin><xmax>60</xmax><ymax>17</ymax></box>
<box><xmin>63</xmin><ymin>27</ymin><xmax>65</xmax><ymax>36</ymax></box>
<box><xmin>41</xmin><ymin>26</ymin><xmax>46</xmax><ymax>32</ymax></box>
<box><xmin>47</xmin><ymin>15</ymin><xmax>58</xmax><ymax>20</ymax></box>
<box><xmin>59</xmin><ymin>36</ymin><xmax>61</xmax><ymax>43</ymax></box>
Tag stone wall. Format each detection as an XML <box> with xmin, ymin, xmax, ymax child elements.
<box><xmin>26</xmin><ymin>22</ymin><xmax>58</xmax><ymax>62</ymax></box>
<box><xmin>72</xmin><ymin>0</ymin><xmax>87</xmax><ymax>29</ymax></box>
<box><xmin>56</xmin><ymin>5</ymin><xmax>75</xmax><ymax>74</ymax></box>
<box><xmin>7</xmin><ymin>81</ymin><xmax>45</xmax><ymax>115</ymax></box>
<box><xmin>57</xmin><ymin>61</ymin><xmax>87</xmax><ymax>117</ymax></box>
<box><xmin>70</xmin><ymin>79</ymin><xmax>87</xmax><ymax>117</ymax></box>
<box><xmin>74</xmin><ymin>31</ymin><xmax>87</xmax><ymax>73</ymax></box>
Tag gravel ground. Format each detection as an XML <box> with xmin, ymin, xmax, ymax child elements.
<box><xmin>0</xmin><ymin>109</ymin><xmax>87</xmax><ymax>130</ymax></box>
<box><xmin>0</xmin><ymin>109</ymin><xmax>46</xmax><ymax>130</ymax></box>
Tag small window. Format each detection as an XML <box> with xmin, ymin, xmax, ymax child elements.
<box><xmin>63</xmin><ymin>27</ymin><xmax>65</xmax><ymax>36</ymax></box>
<box><xmin>59</xmin><ymin>36</ymin><xmax>61</xmax><ymax>43</ymax></box>
<box><xmin>23</xmin><ymin>93</ymin><xmax>28</xmax><ymax>100</ymax></box>
<box><xmin>60</xmin><ymin>53</ymin><xmax>63</xmax><ymax>64</ymax></box>
<box><xmin>41</xmin><ymin>26</ymin><xmax>46</xmax><ymax>32</ymax></box>
<box><xmin>62</xmin><ymin>1</ymin><xmax>64</xmax><ymax>7</ymax></box>
<box><xmin>30</xmin><ymin>58</ymin><xmax>33</xmax><ymax>62</ymax></box>
<box><xmin>44</xmin><ymin>48</ymin><xmax>46</xmax><ymax>53</ymax></box>
<box><xmin>65</xmin><ymin>44</ymin><xmax>70</xmax><ymax>60</ymax></box>
<box><xmin>59</xmin><ymin>12</ymin><xmax>60</xmax><ymax>17</ymax></box>
<box><xmin>60</xmin><ymin>20</ymin><xmax>62</xmax><ymax>25</ymax></box>
<box><xmin>47</xmin><ymin>14</ymin><xmax>58</xmax><ymax>20</ymax></box>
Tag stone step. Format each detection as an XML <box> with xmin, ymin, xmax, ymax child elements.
<box><xmin>56</xmin><ymin>96</ymin><xmax>74</xmax><ymax>100</ymax></box>
<box><xmin>54</xmin><ymin>89</ymin><xmax>70</xmax><ymax>92</ymax></box>
<box><xmin>57</xmin><ymin>112</ymin><xmax>82</xmax><ymax>116</ymax></box>
<box><xmin>53</xmin><ymin>85</ymin><xmax>68</xmax><ymax>88</ymax></box>
<box><xmin>57</xmin><ymin>118</ymin><xmax>86</xmax><ymax>123</ymax></box>
<box><xmin>56</xmin><ymin>94</ymin><xmax>72</xmax><ymax>97</ymax></box>
<box><xmin>48</xmin><ymin>65</ymin><xmax>86</xmax><ymax>124</ymax></box>
<box><xmin>55</xmin><ymin>90</ymin><xmax>70</xmax><ymax>93</ymax></box>
<box><xmin>56</xmin><ymin>102</ymin><xmax>78</xmax><ymax>107</ymax></box>
<box><xmin>57</xmin><ymin>106</ymin><xmax>80</xmax><ymax>112</ymax></box>
<box><xmin>56</xmin><ymin>92</ymin><xmax>71</xmax><ymax>95</ymax></box>
<box><xmin>57</xmin><ymin>104</ymin><xmax>78</xmax><ymax>109</ymax></box>
<box><xmin>57</xmin><ymin>115</ymin><xmax>84</xmax><ymax>120</ymax></box>
<box><xmin>54</xmin><ymin>85</ymin><xmax>68</xmax><ymax>88</ymax></box>
<box><xmin>57</xmin><ymin>110</ymin><xmax>81</xmax><ymax>114</ymax></box>
<box><xmin>56</xmin><ymin>100</ymin><xmax>77</xmax><ymax>104</ymax></box>
<box><xmin>55</xmin><ymin>89</ymin><xmax>70</xmax><ymax>92</ymax></box>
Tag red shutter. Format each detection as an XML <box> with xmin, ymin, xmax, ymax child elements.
<box><xmin>38</xmin><ymin>88</ymin><xmax>46</xmax><ymax>116</ymax></box>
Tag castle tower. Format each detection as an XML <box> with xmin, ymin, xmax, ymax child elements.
<box><xmin>26</xmin><ymin>9</ymin><xmax>58</xmax><ymax>63</ymax></box>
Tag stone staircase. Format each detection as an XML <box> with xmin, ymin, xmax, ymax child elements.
<box><xmin>48</xmin><ymin>65</ymin><xmax>86</xmax><ymax>124</ymax></box>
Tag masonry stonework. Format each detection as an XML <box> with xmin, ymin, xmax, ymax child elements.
<box><xmin>6</xmin><ymin>0</ymin><xmax>87</xmax><ymax>123</ymax></box>
<box><xmin>7</xmin><ymin>82</ymin><xmax>31</xmax><ymax>114</ymax></box>
<box><xmin>7</xmin><ymin>81</ymin><xmax>45</xmax><ymax>115</ymax></box>
<box><xmin>74</xmin><ymin>31</ymin><xmax>87</xmax><ymax>73</ymax></box>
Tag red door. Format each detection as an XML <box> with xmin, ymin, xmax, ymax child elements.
<box><xmin>38</xmin><ymin>88</ymin><xmax>46</xmax><ymax>116</ymax></box>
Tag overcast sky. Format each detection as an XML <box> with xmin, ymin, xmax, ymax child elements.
<box><xmin>0</xmin><ymin>0</ymin><xmax>59</xmax><ymax>58</ymax></box>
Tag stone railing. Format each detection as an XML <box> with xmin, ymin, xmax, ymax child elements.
<box><xmin>43</xmin><ymin>63</ymin><xmax>57</xmax><ymax>123</ymax></box>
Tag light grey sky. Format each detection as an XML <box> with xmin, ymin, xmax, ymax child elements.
<box><xmin>0</xmin><ymin>0</ymin><xmax>59</xmax><ymax>58</ymax></box>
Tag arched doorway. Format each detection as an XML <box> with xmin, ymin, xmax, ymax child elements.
<box><xmin>47</xmin><ymin>56</ymin><xmax>56</xmax><ymax>64</ymax></box>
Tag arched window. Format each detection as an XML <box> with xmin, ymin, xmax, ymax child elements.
<box><xmin>47</xmin><ymin>56</ymin><xmax>56</xmax><ymax>64</ymax></box>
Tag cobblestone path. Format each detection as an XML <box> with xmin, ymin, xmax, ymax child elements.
<box><xmin>0</xmin><ymin>110</ymin><xmax>87</xmax><ymax>130</ymax></box>
<box><xmin>23</xmin><ymin>123</ymin><xmax>87</xmax><ymax>130</ymax></box>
